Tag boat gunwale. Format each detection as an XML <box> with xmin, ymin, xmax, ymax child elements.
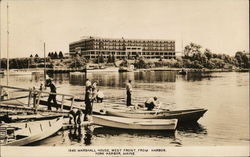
<box><xmin>106</xmin><ymin>108</ymin><xmax>207</xmax><ymax>116</ymax></box>
<box><xmin>92</xmin><ymin>115</ymin><xmax>177</xmax><ymax>126</ymax></box>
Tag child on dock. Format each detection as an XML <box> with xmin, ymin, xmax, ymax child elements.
<box><xmin>96</xmin><ymin>89</ymin><xmax>104</xmax><ymax>103</ymax></box>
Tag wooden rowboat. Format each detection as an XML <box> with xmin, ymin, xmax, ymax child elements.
<box><xmin>105</xmin><ymin>108</ymin><xmax>207</xmax><ymax>123</ymax></box>
<box><xmin>92</xmin><ymin>115</ymin><xmax>178</xmax><ymax>130</ymax></box>
<box><xmin>0</xmin><ymin>117</ymin><xmax>63</xmax><ymax>146</ymax></box>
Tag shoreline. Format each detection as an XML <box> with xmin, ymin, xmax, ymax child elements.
<box><xmin>1</xmin><ymin>67</ymin><xmax>249</xmax><ymax>74</ymax></box>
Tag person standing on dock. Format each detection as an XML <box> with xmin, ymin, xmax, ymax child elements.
<box><xmin>85</xmin><ymin>79</ymin><xmax>92</xmax><ymax>92</ymax></box>
<box><xmin>126</xmin><ymin>80</ymin><xmax>133</xmax><ymax>106</ymax></box>
<box><xmin>45</xmin><ymin>79</ymin><xmax>58</xmax><ymax>110</ymax></box>
<box><xmin>84</xmin><ymin>86</ymin><xmax>93</xmax><ymax>121</ymax></box>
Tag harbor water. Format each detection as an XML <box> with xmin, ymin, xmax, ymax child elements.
<box><xmin>0</xmin><ymin>71</ymin><xmax>249</xmax><ymax>146</ymax></box>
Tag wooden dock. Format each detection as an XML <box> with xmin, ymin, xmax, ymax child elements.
<box><xmin>0</xmin><ymin>85</ymin><xmax>85</xmax><ymax>122</ymax></box>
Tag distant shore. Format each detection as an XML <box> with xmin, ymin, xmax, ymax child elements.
<box><xmin>1</xmin><ymin>66</ymin><xmax>249</xmax><ymax>74</ymax></box>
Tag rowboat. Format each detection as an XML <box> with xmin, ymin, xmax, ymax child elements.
<box><xmin>92</xmin><ymin>115</ymin><xmax>178</xmax><ymax>130</ymax></box>
<box><xmin>0</xmin><ymin>117</ymin><xmax>63</xmax><ymax>146</ymax></box>
<box><xmin>105</xmin><ymin>108</ymin><xmax>207</xmax><ymax>122</ymax></box>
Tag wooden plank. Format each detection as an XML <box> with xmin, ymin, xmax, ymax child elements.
<box><xmin>0</xmin><ymin>86</ymin><xmax>2</xmax><ymax>101</ymax></box>
<box><xmin>27</xmin><ymin>90</ymin><xmax>32</xmax><ymax>107</ymax></box>
<box><xmin>0</xmin><ymin>95</ymin><xmax>29</xmax><ymax>102</ymax></box>
<box><xmin>0</xmin><ymin>104</ymin><xmax>68</xmax><ymax>116</ymax></box>
<box><xmin>70</xmin><ymin>97</ymin><xmax>75</xmax><ymax>110</ymax></box>
<box><xmin>38</xmin><ymin>100</ymin><xmax>82</xmax><ymax>111</ymax></box>
<box><xmin>61</xmin><ymin>95</ymin><xmax>65</xmax><ymax>111</ymax></box>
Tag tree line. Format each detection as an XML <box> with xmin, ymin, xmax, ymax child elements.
<box><xmin>0</xmin><ymin>44</ymin><xmax>248</xmax><ymax>70</ymax></box>
<box><xmin>48</xmin><ymin>51</ymin><xmax>64</xmax><ymax>59</ymax></box>
<box><xmin>130</xmin><ymin>43</ymin><xmax>249</xmax><ymax>69</ymax></box>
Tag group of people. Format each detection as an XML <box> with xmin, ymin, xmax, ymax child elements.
<box><xmin>70</xmin><ymin>79</ymin><xmax>104</xmax><ymax>124</ymax></box>
<box><xmin>43</xmin><ymin>77</ymin><xmax>105</xmax><ymax>124</ymax></box>
<box><xmin>126</xmin><ymin>79</ymin><xmax>160</xmax><ymax>111</ymax></box>
<box><xmin>44</xmin><ymin>78</ymin><xmax>159</xmax><ymax>125</ymax></box>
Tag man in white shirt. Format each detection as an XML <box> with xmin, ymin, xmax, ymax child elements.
<box><xmin>145</xmin><ymin>97</ymin><xmax>159</xmax><ymax>111</ymax></box>
<box><xmin>126</xmin><ymin>80</ymin><xmax>132</xmax><ymax>106</ymax></box>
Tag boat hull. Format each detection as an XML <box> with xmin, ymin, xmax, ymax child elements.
<box><xmin>92</xmin><ymin>115</ymin><xmax>178</xmax><ymax>130</ymax></box>
<box><xmin>106</xmin><ymin>108</ymin><xmax>207</xmax><ymax>122</ymax></box>
<box><xmin>1</xmin><ymin>117</ymin><xmax>63</xmax><ymax>146</ymax></box>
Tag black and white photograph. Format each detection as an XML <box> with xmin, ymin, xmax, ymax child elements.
<box><xmin>0</xmin><ymin>0</ymin><xmax>249</xmax><ymax>156</ymax></box>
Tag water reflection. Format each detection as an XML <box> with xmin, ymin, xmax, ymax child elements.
<box><xmin>93</xmin><ymin>127</ymin><xmax>176</xmax><ymax>138</ymax></box>
<box><xmin>185</xmin><ymin>72</ymin><xmax>213</xmax><ymax>81</ymax></box>
<box><xmin>67</xmin><ymin>125</ymin><xmax>93</xmax><ymax>145</ymax></box>
<box><xmin>68</xmin><ymin>71</ymin><xmax>177</xmax><ymax>87</ymax></box>
<box><xmin>69</xmin><ymin>74</ymin><xmax>86</xmax><ymax>86</ymax></box>
<box><xmin>84</xmin><ymin>126</ymin><xmax>93</xmax><ymax>145</ymax></box>
<box><xmin>177</xmin><ymin>122</ymin><xmax>207</xmax><ymax>135</ymax></box>
<box><xmin>134</xmin><ymin>71</ymin><xmax>176</xmax><ymax>83</ymax></box>
<box><xmin>68</xmin><ymin>126</ymin><xmax>82</xmax><ymax>143</ymax></box>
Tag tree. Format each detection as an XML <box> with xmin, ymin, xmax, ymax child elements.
<box><xmin>210</xmin><ymin>58</ymin><xmax>225</xmax><ymax>68</ymax></box>
<box><xmin>120</xmin><ymin>59</ymin><xmax>129</xmax><ymax>67</ymax></box>
<box><xmin>242</xmin><ymin>53</ymin><xmax>250</xmax><ymax>68</ymax></box>
<box><xmin>69</xmin><ymin>54</ymin><xmax>86</xmax><ymax>68</ymax></box>
<box><xmin>59</xmin><ymin>51</ymin><xmax>64</xmax><ymax>59</ymax></box>
<box><xmin>206</xmin><ymin>60</ymin><xmax>216</xmax><ymax>69</ymax></box>
<box><xmin>34</xmin><ymin>54</ymin><xmax>39</xmax><ymax>62</ymax></box>
<box><xmin>184</xmin><ymin>43</ymin><xmax>202</xmax><ymax>57</ymax></box>
<box><xmin>134</xmin><ymin>57</ymin><xmax>146</xmax><ymax>69</ymax></box>
<box><xmin>204</xmin><ymin>49</ymin><xmax>213</xmax><ymax>60</ymax></box>
<box><xmin>235</xmin><ymin>51</ymin><xmax>243</xmax><ymax>67</ymax></box>
<box><xmin>54</xmin><ymin>52</ymin><xmax>58</xmax><ymax>59</ymax></box>
<box><xmin>50</xmin><ymin>52</ymin><xmax>54</xmax><ymax>59</ymax></box>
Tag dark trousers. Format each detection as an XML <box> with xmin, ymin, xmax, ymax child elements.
<box><xmin>127</xmin><ymin>91</ymin><xmax>132</xmax><ymax>106</ymax></box>
<box><xmin>84</xmin><ymin>100</ymin><xmax>92</xmax><ymax>121</ymax></box>
<box><xmin>97</xmin><ymin>97</ymin><xmax>103</xmax><ymax>103</ymax></box>
<box><xmin>47</xmin><ymin>94</ymin><xmax>57</xmax><ymax>110</ymax></box>
<box><xmin>145</xmin><ymin>102</ymin><xmax>155</xmax><ymax>111</ymax></box>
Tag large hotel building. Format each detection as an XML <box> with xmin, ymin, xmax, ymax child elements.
<box><xmin>69</xmin><ymin>36</ymin><xmax>176</xmax><ymax>59</ymax></box>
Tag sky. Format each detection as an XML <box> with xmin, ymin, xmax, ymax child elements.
<box><xmin>0</xmin><ymin>0</ymin><xmax>249</xmax><ymax>58</ymax></box>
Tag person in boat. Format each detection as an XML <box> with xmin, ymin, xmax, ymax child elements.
<box><xmin>96</xmin><ymin>89</ymin><xmax>104</xmax><ymax>103</ymax></box>
<box><xmin>145</xmin><ymin>96</ymin><xmax>160</xmax><ymax>111</ymax></box>
<box><xmin>84</xmin><ymin>86</ymin><xmax>93</xmax><ymax>121</ymax></box>
<box><xmin>45</xmin><ymin>79</ymin><xmax>58</xmax><ymax>110</ymax></box>
<box><xmin>126</xmin><ymin>80</ymin><xmax>133</xmax><ymax>106</ymax></box>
